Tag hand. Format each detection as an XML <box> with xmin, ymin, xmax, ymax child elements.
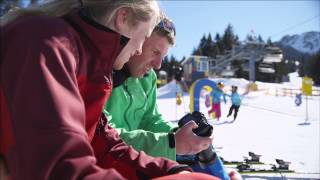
<box><xmin>177</xmin><ymin>171</ymin><xmax>191</xmax><ymax>174</ymax></box>
<box><xmin>175</xmin><ymin>121</ymin><xmax>213</xmax><ymax>155</ymax></box>
<box><xmin>228</xmin><ymin>169</ymin><xmax>243</xmax><ymax>180</ymax></box>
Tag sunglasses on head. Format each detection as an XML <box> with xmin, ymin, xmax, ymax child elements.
<box><xmin>156</xmin><ymin>19</ymin><xmax>176</xmax><ymax>36</ymax></box>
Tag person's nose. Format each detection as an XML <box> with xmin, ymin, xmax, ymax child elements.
<box><xmin>151</xmin><ymin>56</ymin><xmax>162</xmax><ymax>70</ymax></box>
<box><xmin>134</xmin><ymin>43</ymin><xmax>143</xmax><ymax>56</ymax></box>
<box><xmin>134</xmin><ymin>48</ymin><xmax>142</xmax><ymax>56</ymax></box>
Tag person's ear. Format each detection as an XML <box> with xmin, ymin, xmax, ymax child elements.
<box><xmin>114</xmin><ymin>7</ymin><xmax>129</xmax><ymax>32</ymax></box>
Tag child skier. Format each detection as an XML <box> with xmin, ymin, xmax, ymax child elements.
<box><xmin>208</xmin><ymin>82</ymin><xmax>226</xmax><ymax>121</ymax></box>
<box><xmin>226</xmin><ymin>85</ymin><xmax>241</xmax><ymax>121</ymax></box>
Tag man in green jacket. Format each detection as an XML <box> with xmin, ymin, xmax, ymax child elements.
<box><xmin>104</xmin><ymin>16</ymin><xmax>212</xmax><ymax>160</ymax></box>
<box><xmin>104</xmin><ymin>17</ymin><xmax>238</xmax><ymax>180</ymax></box>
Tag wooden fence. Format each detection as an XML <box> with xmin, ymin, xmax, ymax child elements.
<box><xmin>265</xmin><ymin>87</ymin><xmax>320</xmax><ymax>97</ymax></box>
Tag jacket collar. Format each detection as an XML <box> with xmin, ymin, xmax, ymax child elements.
<box><xmin>112</xmin><ymin>65</ymin><xmax>151</xmax><ymax>88</ymax></box>
<box><xmin>64</xmin><ymin>11</ymin><xmax>130</xmax><ymax>76</ymax></box>
<box><xmin>77</xmin><ymin>10</ymin><xmax>130</xmax><ymax>47</ymax></box>
<box><xmin>112</xmin><ymin>65</ymin><xmax>131</xmax><ymax>88</ymax></box>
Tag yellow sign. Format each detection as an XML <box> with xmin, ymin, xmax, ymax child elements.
<box><xmin>302</xmin><ymin>77</ymin><xmax>313</xmax><ymax>96</ymax></box>
<box><xmin>176</xmin><ymin>93</ymin><xmax>182</xmax><ymax>105</ymax></box>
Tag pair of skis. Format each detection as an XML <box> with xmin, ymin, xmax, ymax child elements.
<box><xmin>222</xmin><ymin>152</ymin><xmax>295</xmax><ymax>174</ymax></box>
<box><xmin>221</xmin><ymin>151</ymin><xmax>264</xmax><ymax>165</ymax></box>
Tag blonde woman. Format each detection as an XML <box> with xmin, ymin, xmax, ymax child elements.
<box><xmin>0</xmin><ymin>1</ymin><xmax>200</xmax><ymax>179</ymax></box>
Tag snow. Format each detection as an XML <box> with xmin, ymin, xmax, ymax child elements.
<box><xmin>280</xmin><ymin>31</ymin><xmax>320</xmax><ymax>54</ymax></box>
<box><xmin>157</xmin><ymin>73</ymin><xmax>320</xmax><ymax>179</ymax></box>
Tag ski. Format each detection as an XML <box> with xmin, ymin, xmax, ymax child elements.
<box><xmin>222</xmin><ymin>152</ymin><xmax>295</xmax><ymax>174</ymax></box>
<box><xmin>221</xmin><ymin>151</ymin><xmax>266</xmax><ymax>165</ymax></box>
<box><xmin>236</xmin><ymin>158</ymin><xmax>295</xmax><ymax>174</ymax></box>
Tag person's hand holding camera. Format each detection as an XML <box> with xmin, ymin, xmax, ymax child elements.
<box><xmin>175</xmin><ymin>121</ymin><xmax>213</xmax><ymax>155</ymax></box>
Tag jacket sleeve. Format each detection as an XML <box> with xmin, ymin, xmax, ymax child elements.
<box><xmin>92</xmin><ymin>115</ymin><xmax>191</xmax><ymax>180</ymax></box>
<box><xmin>114</xmin><ymin>127</ymin><xmax>176</xmax><ymax>161</ymax></box>
<box><xmin>1</xmin><ymin>28</ymin><xmax>124</xmax><ymax>180</ymax></box>
<box><xmin>222</xmin><ymin>92</ymin><xmax>227</xmax><ymax>103</ymax></box>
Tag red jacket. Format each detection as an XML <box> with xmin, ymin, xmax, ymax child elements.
<box><xmin>0</xmin><ymin>12</ymin><xmax>190</xmax><ymax>180</ymax></box>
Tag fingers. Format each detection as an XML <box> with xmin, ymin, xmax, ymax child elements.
<box><xmin>196</xmin><ymin>134</ymin><xmax>213</xmax><ymax>143</ymax></box>
<box><xmin>228</xmin><ymin>169</ymin><xmax>243</xmax><ymax>180</ymax></box>
<box><xmin>177</xmin><ymin>171</ymin><xmax>191</xmax><ymax>174</ymax></box>
<box><xmin>176</xmin><ymin>120</ymin><xmax>215</xmax><ymax>155</ymax></box>
<box><xmin>182</xmin><ymin>120</ymin><xmax>198</xmax><ymax>129</ymax></box>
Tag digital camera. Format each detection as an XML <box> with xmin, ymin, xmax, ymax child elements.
<box><xmin>178</xmin><ymin>111</ymin><xmax>216</xmax><ymax>165</ymax></box>
<box><xmin>178</xmin><ymin>111</ymin><xmax>213</xmax><ymax>137</ymax></box>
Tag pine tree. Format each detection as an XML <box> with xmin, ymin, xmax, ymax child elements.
<box><xmin>212</xmin><ymin>44</ymin><xmax>220</xmax><ymax>57</ymax></box>
<box><xmin>305</xmin><ymin>52</ymin><xmax>320</xmax><ymax>85</ymax></box>
<box><xmin>160</xmin><ymin>56</ymin><xmax>170</xmax><ymax>74</ymax></box>
<box><xmin>215</xmin><ymin>33</ymin><xmax>223</xmax><ymax>54</ymax></box>
<box><xmin>222</xmin><ymin>24</ymin><xmax>236</xmax><ymax>51</ymax></box>
<box><xmin>203</xmin><ymin>33</ymin><xmax>211</xmax><ymax>56</ymax></box>
<box><xmin>246</xmin><ymin>34</ymin><xmax>254</xmax><ymax>42</ymax></box>
<box><xmin>199</xmin><ymin>34</ymin><xmax>207</xmax><ymax>50</ymax></box>
<box><xmin>169</xmin><ymin>55</ymin><xmax>180</xmax><ymax>70</ymax></box>
<box><xmin>267</xmin><ymin>38</ymin><xmax>273</xmax><ymax>46</ymax></box>
<box><xmin>203</xmin><ymin>33</ymin><xmax>215</xmax><ymax>57</ymax></box>
<box><xmin>234</xmin><ymin>35</ymin><xmax>240</xmax><ymax>45</ymax></box>
<box><xmin>192</xmin><ymin>34</ymin><xmax>209</xmax><ymax>56</ymax></box>
<box><xmin>192</xmin><ymin>47</ymin><xmax>202</xmax><ymax>56</ymax></box>
<box><xmin>258</xmin><ymin>35</ymin><xmax>264</xmax><ymax>43</ymax></box>
<box><xmin>166</xmin><ymin>55</ymin><xmax>181</xmax><ymax>79</ymax></box>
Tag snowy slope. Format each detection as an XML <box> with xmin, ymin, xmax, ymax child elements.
<box><xmin>157</xmin><ymin>74</ymin><xmax>320</xmax><ymax>179</ymax></box>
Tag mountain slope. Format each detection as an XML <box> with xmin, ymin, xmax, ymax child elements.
<box><xmin>278</xmin><ymin>31</ymin><xmax>320</xmax><ymax>54</ymax></box>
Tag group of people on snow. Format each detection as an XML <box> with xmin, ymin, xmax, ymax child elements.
<box><xmin>208</xmin><ymin>82</ymin><xmax>242</xmax><ymax>122</ymax></box>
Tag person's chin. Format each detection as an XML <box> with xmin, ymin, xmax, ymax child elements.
<box><xmin>130</xmin><ymin>70</ymin><xmax>144</xmax><ymax>78</ymax></box>
<box><xmin>113</xmin><ymin>66</ymin><xmax>121</xmax><ymax>70</ymax></box>
<box><xmin>113</xmin><ymin>63</ymin><xmax>124</xmax><ymax>70</ymax></box>
<box><xmin>132</xmin><ymin>74</ymin><xmax>144</xmax><ymax>78</ymax></box>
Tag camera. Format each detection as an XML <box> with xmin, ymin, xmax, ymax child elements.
<box><xmin>178</xmin><ymin>111</ymin><xmax>217</xmax><ymax>165</ymax></box>
<box><xmin>178</xmin><ymin>111</ymin><xmax>213</xmax><ymax>137</ymax></box>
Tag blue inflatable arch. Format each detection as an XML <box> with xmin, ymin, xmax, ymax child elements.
<box><xmin>189</xmin><ymin>79</ymin><xmax>218</xmax><ymax>112</ymax></box>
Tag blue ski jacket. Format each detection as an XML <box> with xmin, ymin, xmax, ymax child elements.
<box><xmin>228</xmin><ymin>92</ymin><xmax>241</xmax><ymax>106</ymax></box>
<box><xmin>211</xmin><ymin>89</ymin><xmax>226</xmax><ymax>104</ymax></box>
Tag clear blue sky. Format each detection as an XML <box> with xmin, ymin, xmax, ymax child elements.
<box><xmin>158</xmin><ymin>1</ymin><xmax>320</xmax><ymax>60</ymax></box>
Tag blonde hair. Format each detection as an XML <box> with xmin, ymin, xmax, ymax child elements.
<box><xmin>0</xmin><ymin>0</ymin><xmax>160</xmax><ymax>27</ymax></box>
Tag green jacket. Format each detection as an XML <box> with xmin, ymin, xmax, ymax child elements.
<box><xmin>104</xmin><ymin>70</ymin><xmax>177</xmax><ymax>160</ymax></box>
